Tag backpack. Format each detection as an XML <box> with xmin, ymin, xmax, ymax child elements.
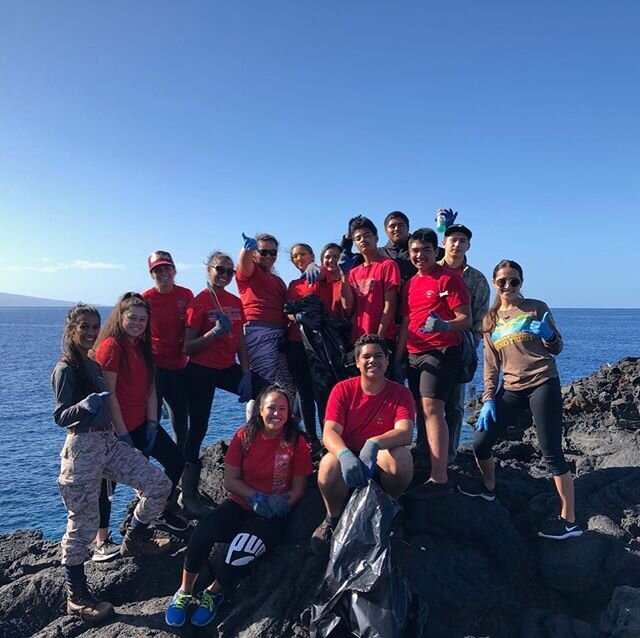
<box><xmin>455</xmin><ymin>330</ymin><xmax>478</xmax><ymax>383</ymax></box>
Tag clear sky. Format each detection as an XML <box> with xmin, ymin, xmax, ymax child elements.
<box><xmin>1</xmin><ymin>1</ymin><xmax>638</xmax><ymax>307</ymax></box>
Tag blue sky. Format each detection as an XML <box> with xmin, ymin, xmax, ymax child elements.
<box><xmin>1</xmin><ymin>1</ymin><xmax>638</xmax><ymax>307</ymax></box>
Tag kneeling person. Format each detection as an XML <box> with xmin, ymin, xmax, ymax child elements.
<box><xmin>311</xmin><ymin>334</ymin><xmax>415</xmax><ymax>555</ymax></box>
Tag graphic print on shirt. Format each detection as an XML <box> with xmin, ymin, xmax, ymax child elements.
<box><xmin>271</xmin><ymin>443</ymin><xmax>292</xmax><ymax>493</ymax></box>
<box><xmin>492</xmin><ymin>314</ymin><xmax>537</xmax><ymax>350</ymax></box>
<box><xmin>225</xmin><ymin>532</ymin><xmax>267</xmax><ymax>566</ymax></box>
<box><xmin>354</xmin><ymin>278</ymin><xmax>376</xmax><ymax>296</ymax></box>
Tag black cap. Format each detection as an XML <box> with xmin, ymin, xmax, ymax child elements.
<box><xmin>444</xmin><ymin>224</ymin><xmax>472</xmax><ymax>240</ymax></box>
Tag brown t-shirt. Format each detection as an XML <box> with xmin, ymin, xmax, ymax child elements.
<box><xmin>482</xmin><ymin>298</ymin><xmax>562</xmax><ymax>400</ymax></box>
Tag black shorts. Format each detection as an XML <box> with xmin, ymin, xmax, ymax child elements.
<box><xmin>408</xmin><ymin>346</ymin><xmax>461</xmax><ymax>402</ymax></box>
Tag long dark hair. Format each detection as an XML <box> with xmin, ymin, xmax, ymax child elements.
<box><xmin>93</xmin><ymin>292</ymin><xmax>155</xmax><ymax>383</ymax></box>
<box><xmin>241</xmin><ymin>385</ymin><xmax>301</xmax><ymax>452</ymax></box>
<box><xmin>60</xmin><ymin>303</ymin><xmax>101</xmax><ymax>394</ymax></box>
<box><xmin>483</xmin><ymin>260</ymin><xmax>524</xmax><ymax>334</ymax></box>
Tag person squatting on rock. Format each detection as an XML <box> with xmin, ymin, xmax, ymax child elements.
<box><xmin>394</xmin><ymin>228</ymin><xmax>472</xmax><ymax>497</ymax></box>
<box><xmin>165</xmin><ymin>385</ymin><xmax>312</xmax><ymax>628</ymax></box>
<box><xmin>53</xmin><ymin>304</ymin><xmax>172</xmax><ymax>622</ymax></box>
<box><xmin>93</xmin><ymin>293</ymin><xmax>187</xmax><ymax>540</ymax></box>
<box><xmin>311</xmin><ymin>334</ymin><xmax>415</xmax><ymax>554</ymax></box>
<box><xmin>458</xmin><ymin>259</ymin><xmax>584</xmax><ymax>540</ymax></box>
<box><xmin>182</xmin><ymin>251</ymin><xmax>269</xmax><ymax>517</ymax></box>
<box><xmin>142</xmin><ymin>250</ymin><xmax>194</xmax><ymax>455</ymax></box>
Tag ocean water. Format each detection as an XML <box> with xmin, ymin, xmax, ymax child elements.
<box><xmin>0</xmin><ymin>307</ymin><xmax>638</xmax><ymax>540</ymax></box>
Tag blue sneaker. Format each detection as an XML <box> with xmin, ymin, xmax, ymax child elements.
<box><xmin>191</xmin><ymin>589</ymin><xmax>224</xmax><ymax>627</ymax></box>
<box><xmin>165</xmin><ymin>589</ymin><xmax>192</xmax><ymax>627</ymax></box>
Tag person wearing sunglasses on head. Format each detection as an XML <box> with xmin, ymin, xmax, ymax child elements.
<box><xmin>237</xmin><ymin>232</ymin><xmax>293</xmax><ymax>393</ymax></box>
<box><xmin>142</xmin><ymin>251</ymin><xmax>194</xmax><ymax>455</ymax></box>
<box><xmin>182</xmin><ymin>251</ymin><xmax>269</xmax><ymax>517</ymax></box>
<box><xmin>458</xmin><ymin>260</ymin><xmax>583</xmax><ymax>541</ymax></box>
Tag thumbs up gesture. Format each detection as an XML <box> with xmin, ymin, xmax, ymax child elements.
<box><xmin>527</xmin><ymin>311</ymin><xmax>554</xmax><ymax>340</ymax></box>
<box><xmin>418</xmin><ymin>311</ymin><xmax>450</xmax><ymax>334</ymax></box>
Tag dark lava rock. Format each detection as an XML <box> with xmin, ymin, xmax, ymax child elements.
<box><xmin>3</xmin><ymin>359</ymin><xmax>640</xmax><ymax>637</ymax></box>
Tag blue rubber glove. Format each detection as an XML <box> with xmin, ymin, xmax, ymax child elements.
<box><xmin>338</xmin><ymin>252</ymin><xmax>357</xmax><ymax>276</ymax></box>
<box><xmin>338</xmin><ymin>449</ymin><xmax>368</xmax><ymax>488</ymax></box>
<box><xmin>237</xmin><ymin>371</ymin><xmax>252</xmax><ymax>403</ymax></box>
<box><xmin>242</xmin><ymin>232</ymin><xmax>258</xmax><ymax>251</ymax></box>
<box><xmin>358</xmin><ymin>440</ymin><xmax>380</xmax><ymax>478</ymax></box>
<box><xmin>476</xmin><ymin>400</ymin><xmax>496</xmax><ymax>432</ymax></box>
<box><xmin>207</xmin><ymin>310</ymin><xmax>232</xmax><ymax>338</ymax></box>
<box><xmin>303</xmin><ymin>263</ymin><xmax>321</xmax><ymax>285</ymax></box>
<box><xmin>247</xmin><ymin>492</ymin><xmax>274</xmax><ymax>518</ymax></box>
<box><xmin>143</xmin><ymin>419</ymin><xmax>158</xmax><ymax>456</ymax></box>
<box><xmin>77</xmin><ymin>391</ymin><xmax>110</xmax><ymax>414</ymax></box>
<box><xmin>266</xmin><ymin>493</ymin><xmax>291</xmax><ymax>517</ymax></box>
<box><xmin>526</xmin><ymin>311</ymin><xmax>555</xmax><ymax>341</ymax></box>
<box><xmin>418</xmin><ymin>311</ymin><xmax>450</xmax><ymax>333</ymax></box>
<box><xmin>117</xmin><ymin>432</ymin><xmax>135</xmax><ymax>447</ymax></box>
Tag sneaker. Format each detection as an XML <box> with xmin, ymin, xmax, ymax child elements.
<box><xmin>165</xmin><ymin>589</ymin><xmax>192</xmax><ymax>627</ymax></box>
<box><xmin>66</xmin><ymin>580</ymin><xmax>114</xmax><ymax>623</ymax></box>
<box><xmin>91</xmin><ymin>533</ymin><xmax>121</xmax><ymax>562</ymax></box>
<box><xmin>191</xmin><ymin>589</ymin><xmax>224</xmax><ymax>627</ymax></box>
<box><xmin>408</xmin><ymin>480</ymin><xmax>453</xmax><ymax>500</ymax></box>
<box><xmin>310</xmin><ymin>516</ymin><xmax>338</xmax><ymax>556</ymax></box>
<box><xmin>538</xmin><ymin>517</ymin><xmax>584</xmax><ymax>540</ymax></box>
<box><xmin>154</xmin><ymin>511</ymin><xmax>190</xmax><ymax>534</ymax></box>
<box><xmin>457</xmin><ymin>480</ymin><xmax>496</xmax><ymax>502</ymax></box>
<box><xmin>120</xmin><ymin>527</ymin><xmax>172</xmax><ymax>557</ymax></box>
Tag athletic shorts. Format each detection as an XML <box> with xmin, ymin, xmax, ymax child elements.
<box><xmin>408</xmin><ymin>346</ymin><xmax>461</xmax><ymax>402</ymax></box>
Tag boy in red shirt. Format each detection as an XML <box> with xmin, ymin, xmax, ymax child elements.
<box><xmin>310</xmin><ymin>334</ymin><xmax>415</xmax><ymax>554</ymax></box>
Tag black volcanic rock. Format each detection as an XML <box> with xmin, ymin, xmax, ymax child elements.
<box><xmin>2</xmin><ymin>359</ymin><xmax>640</xmax><ymax>637</ymax></box>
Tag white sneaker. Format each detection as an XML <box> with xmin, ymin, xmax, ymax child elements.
<box><xmin>91</xmin><ymin>533</ymin><xmax>121</xmax><ymax>562</ymax></box>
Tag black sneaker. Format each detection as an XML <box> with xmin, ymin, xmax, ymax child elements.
<box><xmin>310</xmin><ymin>516</ymin><xmax>338</xmax><ymax>556</ymax></box>
<box><xmin>408</xmin><ymin>480</ymin><xmax>453</xmax><ymax>500</ymax></box>
<box><xmin>153</xmin><ymin>511</ymin><xmax>191</xmax><ymax>533</ymax></box>
<box><xmin>457</xmin><ymin>480</ymin><xmax>496</xmax><ymax>502</ymax></box>
<box><xmin>538</xmin><ymin>517</ymin><xmax>584</xmax><ymax>540</ymax></box>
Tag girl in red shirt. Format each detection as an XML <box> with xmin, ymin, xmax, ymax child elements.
<box><xmin>165</xmin><ymin>386</ymin><xmax>312</xmax><ymax>629</ymax></box>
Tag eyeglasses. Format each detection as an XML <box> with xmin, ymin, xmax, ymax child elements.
<box><xmin>258</xmin><ymin>249</ymin><xmax>277</xmax><ymax>257</ymax></box>
<box><xmin>496</xmin><ymin>277</ymin><xmax>521</xmax><ymax>289</ymax></box>
<box><xmin>212</xmin><ymin>265</ymin><xmax>235</xmax><ymax>277</ymax></box>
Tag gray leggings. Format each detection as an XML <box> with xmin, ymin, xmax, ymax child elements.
<box><xmin>472</xmin><ymin>376</ymin><xmax>569</xmax><ymax>476</ymax></box>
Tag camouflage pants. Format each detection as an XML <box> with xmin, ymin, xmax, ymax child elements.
<box><xmin>58</xmin><ymin>430</ymin><xmax>172</xmax><ymax>566</ymax></box>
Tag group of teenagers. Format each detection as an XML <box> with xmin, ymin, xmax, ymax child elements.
<box><xmin>52</xmin><ymin>208</ymin><xmax>583</xmax><ymax>627</ymax></box>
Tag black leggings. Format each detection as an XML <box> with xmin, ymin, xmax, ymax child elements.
<box><xmin>185</xmin><ymin>362</ymin><xmax>268</xmax><ymax>464</ymax></box>
<box><xmin>97</xmin><ymin>422</ymin><xmax>184</xmax><ymax>527</ymax></box>
<box><xmin>286</xmin><ymin>341</ymin><xmax>322</xmax><ymax>440</ymax></box>
<box><xmin>184</xmin><ymin>499</ymin><xmax>284</xmax><ymax>588</ymax></box>
<box><xmin>472</xmin><ymin>377</ymin><xmax>569</xmax><ymax>476</ymax></box>
<box><xmin>156</xmin><ymin>367</ymin><xmax>189</xmax><ymax>453</ymax></box>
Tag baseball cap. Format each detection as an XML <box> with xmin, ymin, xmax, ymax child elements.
<box><xmin>148</xmin><ymin>250</ymin><xmax>175</xmax><ymax>271</ymax></box>
<box><xmin>444</xmin><ymin>224</ymin><xmax>472</xmax><ymax>240</ymax></box>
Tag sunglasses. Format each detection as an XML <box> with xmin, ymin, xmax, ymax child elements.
<box><xmin>212</xmin><ymin>265</ymin><xmax>235</xmax><ymax>277</ymax></box>
<box><xmin>258</xmin><ymin>249</ymin><xmax>278</xmax><ymax>257</ymax></box>
<box><xmin>496</xmin><ymin>277</ymin><xmax>521</xmax><ymax>289</ymax></box>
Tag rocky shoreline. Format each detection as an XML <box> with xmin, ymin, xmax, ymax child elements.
<box><xmin>1</xmin><ymin>358</ymin><xmax>639</xmax><ymax>637</ymax></box>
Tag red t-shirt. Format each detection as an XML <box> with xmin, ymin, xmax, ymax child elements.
<box><xmin>142</xmin><ymin>285</ymin><xmax>194</xmax><ymax>370</ymax></box>
<box><xmin>225</xmin><ymin>426</ymin><xmax>313</xmax><ymax>509</ymax></box>
<box><xmin>236</xmin><ymin>265</ymin><xmax>287</xmax><ymax>327</ymax></box>
<box><xmin>324</xmin><ymin>377</ymin><xmax>415</xmax><ymax>453</ymax></box>
<box><xmin>286</xmin><ymin>275</ymin><xmax>334</xmax><ymax>342</ymax></box>
<box><xmin>327</xmin><ymin>277</ymin><xmax>348</xmax><ymax>320</ymax></box>
<box><xmin>186</xmin><ymin>288</ymin><xmax>246</xmax><ymax>369</ymax></box>
<box><xmin>348</xmin><ymin>257</ymin><xmax>401</xmax><ymax>342</ymax></box>
<box><xmin>93</xmin><ymin>336</ymin><xmax>150</xmax><ymax>431</ymax></box>
<box><xmin>402</xmin><ymin>265</ymin><xmax>470</xmax><ymax>353</ymax></box>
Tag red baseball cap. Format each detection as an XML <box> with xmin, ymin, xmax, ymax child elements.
<box><xmin>148</xmin><ymin>250</ymin><xmax>175</xmax><ymax>272</ymax></box>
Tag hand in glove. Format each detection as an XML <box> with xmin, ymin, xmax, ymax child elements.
<box><xmin>266</xmin><ymin>493</ymin><xmax>291</xmax><ymax>517</ymax></box>
<box><xmin>303</xmin><ymin>263</ymin><xmax>321</xmax><ymax>285</ymax></box>
<box><xmin>338</xmin><ymin>252</ymin><xmax>357</xmax><ymax>276</ymax></box>
<box><xmin>338</xmin><ymin>449</ymin><xmax>368</xmax><ymax>488</ymax></box>
<box><xmin>391</xmin><ymin>360</ymin><xmax>406</xmax><ymax>383</ymax></box>
<box><xmin>475</xmin><ymin>400</ymin><xmax>496</xmax><ymax>432</ymax></box>
<box><xmin>358</xmin><ymin>439</ymin><xmax>380</xmax><ymax>477</ymax></box>
<box><xmin>117</xmin><ymin>432</ymin><xmax>135</xmax><ymax>447</ymax></box>
<box><xmin>143</xmin><ymin>419</ymin><xmax>158</xmax><ymax>456</ymax></box>
<box><xmin>77</xmin><ymin>391</ymin><xmax>110</xmax><ymax>414</ymax></box>
<box><xmin>418</xmin><ymin>311</ymin><xmax>450</xmax><ymax>333</ymax></box>
<box><xmin>526</xmin><ymin>311</ymin><xmax>555</xmax><ymax>341</ymax></box>
<box><xmin>242</xmin><ymin>232</ymin><xmax>258</xmax><ymax>251</ymax></box>
<box><xmin>247</xmin><ymin>492</ymin><xmax>273</xmax><ymax>518</ymax></box>
<box><xmin>206</xmin><ymin>310</ymin><xmax>232</xmax><ymax>338</ymax></box>
<box><xmin>237</xmin><ymin>371</ymin><xmax>252</xmax><ymax>403</ymax></box>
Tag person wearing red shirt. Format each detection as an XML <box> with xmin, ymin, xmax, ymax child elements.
<box><xmin>236</xmin><ymin>232</ymin><xmax>293</xmax><ymax>395</ymax></box>
<box><xmin>165</xmin><ymin>386</ymin><xmax>312</xmax><ymax>628</ymax></box>
<box><xmin>142</xmin><ymin>250</ymin><xmax>194</xmax><ymax>453</ymax></box>
<box><xmin>310</xmin><ymin>334</ymin><xmax>415</xmax><ymax>555</ymax></box>
<box><xmin>93</xmin><ymin>293</ymin><xmax>185</xmax><ymax>552</ymax></box>
<box><xmin>394</xmin><ymin>228</ymin><xmax>471</xmax><ymax>498</ymax></box>
<box><xmin>182</xmin><ymin>251</ymin><xmax>269</xmax><ymax>517</ymax></box>
<box><xmin>344</xmin><ymin>217</ymin><xmax>401</xmax><ymax>347</ymax></box>
<box><xmin>319</xmin><ymin>242</ymin><xmax>351</xmax><ymax>321</ymax></box>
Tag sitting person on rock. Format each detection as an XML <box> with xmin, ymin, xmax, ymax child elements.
<box><xmin>53</xmin><ymin>304</ymin><xmax>172</xmax><ymax>623</ymax></box>
<box><xmin>458</xmin><ymin>259</ymin><xmax>583</xmax><ymax>540</ymax></box>
<box><xmin>165</xmin><ymin>385</ymin><xmax>312</xmax><ymax>628</ymax></box>
<box><xmin>311</xmin><ymin>334</ymin><xmax>415</xmax><ymax>555</ymax></box>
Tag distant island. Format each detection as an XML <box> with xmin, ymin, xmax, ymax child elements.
<box><xmin>0</xmin><ymin>291</ymin><xmax>76</xmax><ymax>307</ymax></box>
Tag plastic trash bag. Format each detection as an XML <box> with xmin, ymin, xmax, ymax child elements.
<box><xmin>309</xmin><ymin>482</ymin><xmax>427</xmax><ymax>638</ymax></box>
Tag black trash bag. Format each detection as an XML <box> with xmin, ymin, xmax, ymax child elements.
<box><xmin>309</xmin><ymin>482</ymin><xmax>428</xmax><ymax>638</ymax></box>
